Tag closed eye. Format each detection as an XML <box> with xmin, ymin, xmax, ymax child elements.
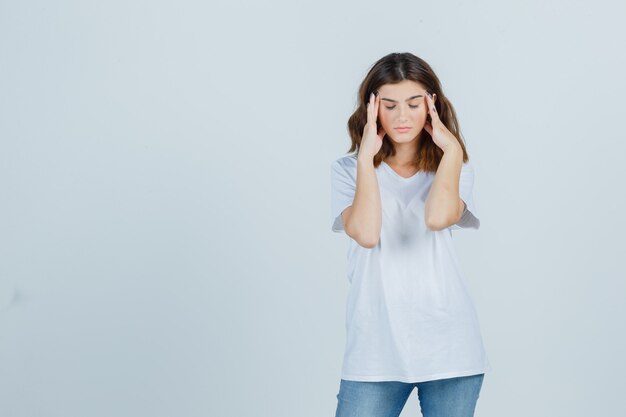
<box><xmin>385</xmin><ymin>105</ymin><xmax>419</xmax><ymax>110</ymax></box>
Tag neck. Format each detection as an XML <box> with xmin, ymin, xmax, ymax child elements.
<box><xmin>387</xmin><ymin>138</ymin><xmax>420</xmax><ymax>167</ymax></box>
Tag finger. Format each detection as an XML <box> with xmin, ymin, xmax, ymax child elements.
<box><xmin>373</xmin><ymin>91</ymin><xmax>380</xmax><ymax>120</ymax></box>
<box><xmin>426</xmin><ymin>91</ymin><xmax>440</xmax><ymax>124</ymax></box>
<box><xmin>371</xmin><ymin>92</ymin><xmax>376</xmax><ymax>121</ymax></box>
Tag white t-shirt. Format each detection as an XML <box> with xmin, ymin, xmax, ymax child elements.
<box><xmin>330</xmin><ymin>153</ymin><xmax>492</xmax><ymax>383</ymax></box>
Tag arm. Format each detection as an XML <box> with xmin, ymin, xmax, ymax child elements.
<box><xmin>343</xmin><ymin>155</ymin><xmax>382</xmax><ymax>248</ymax></box>
<box><xmin>424</xmin><ymin>145</ymin><xmax>465</xmax><ymax>231</ymax></box>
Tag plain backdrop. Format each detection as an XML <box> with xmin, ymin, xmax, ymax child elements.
<box><xmin>1</xmin><ymin>1</ymin><xmax>625</xmax><ymax>416</ymax></box>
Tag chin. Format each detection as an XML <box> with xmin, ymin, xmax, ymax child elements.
<box><xmin>387</xmin><ymin>133</ymin><xmax>420</xmax><ymax>143</ymax></box>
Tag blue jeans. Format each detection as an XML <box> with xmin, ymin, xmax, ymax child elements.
<box><xmin>335</xmin><ymin>373</ymin><xmax>484</xmax><ymax>417</ymax></box>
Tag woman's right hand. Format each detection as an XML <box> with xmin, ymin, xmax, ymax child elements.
<box><xmin>358</xmin><ymin>91</ymin><xmax>386</xmax><ymax>161</ymax></box>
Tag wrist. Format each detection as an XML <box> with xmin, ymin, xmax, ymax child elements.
<box><xmin>442</xmin><ymin>143</ymin><xmax>462</xmax><ymax>155</ymax></box>
<box><xmin>357</xmin><ymin>153</ymin><xmax>374</xmax><ymax>164</ymax></box>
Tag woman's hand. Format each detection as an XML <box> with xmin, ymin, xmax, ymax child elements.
<box><xmin>359</xmin><ymin>91</ymin><xmax>386</xmax><ymax>160</ymax></box>
<box><xmin>422</xmin><ymin>91</ymin><xmax>461</xmax><ymax>153</ymax></box>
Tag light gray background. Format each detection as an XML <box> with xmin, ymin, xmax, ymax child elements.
<box><xmin>1</xmin><ymin>1</ymin><xmax>624</xmax><ymax>416</ymax></box>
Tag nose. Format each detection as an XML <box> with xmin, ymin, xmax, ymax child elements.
<box><xmin>398</xmin><ymin>104</ymin><xmax>409</xmax><ymax>120</ymax></box>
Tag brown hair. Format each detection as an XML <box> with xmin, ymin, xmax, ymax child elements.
<box><xmin>346</xmin><ymin>52</ymin><xmax>470</xmax><ymax>172</ymax></box>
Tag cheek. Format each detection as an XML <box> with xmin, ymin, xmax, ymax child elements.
<box><xmin>415</xmin><ymin>108</ymin><xmax>427</xmax><ymax>122</ymax></box>
<box><xmin>378</xmin><ymin>112</ymin><xmax>391</xmax><ymax>127</ymax></box>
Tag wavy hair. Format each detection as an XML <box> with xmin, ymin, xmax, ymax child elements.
<box><xmin>346</xmin><ymin>52</ymin><xmax>470</xmax><ymax>172</ymax></box>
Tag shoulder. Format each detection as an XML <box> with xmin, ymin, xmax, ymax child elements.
<box><xmin>461</xmin><ymin>161</ymin><xmax>475</xmax><ymax>175</ymax></box>
<box><xmin>461</xmin><ymin>160</ymin><xmax>473</xmax><ymax>169</ymax></box>
<box><xmin>331</xmin><ymin>153</ymin><xmax>358</xmax><ymax>174</ymax></box>
<box><xmin>331</xmin><ymin>153</ymin><xmax>358</xmax><ymax>168</ymax></box>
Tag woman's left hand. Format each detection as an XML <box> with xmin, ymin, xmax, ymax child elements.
<box><xmin>423</xmin><ymin>91</ymin><xmax>461</xmax><ymax>153</ymax></box>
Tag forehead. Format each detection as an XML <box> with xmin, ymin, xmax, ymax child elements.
<box><xmin>377</xmin><ymin>80</ymin><xmax>425</xmax><ymax>98</ymax></box>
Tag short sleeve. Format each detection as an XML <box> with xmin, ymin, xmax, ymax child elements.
<box><xmin>330</xmin><ymin>159</ymin><xmax>356</xmax><ymax>233</ymax></box>
<box><xmin>450</xmin><ymin>162</ymin><xmax>481</xmax><ymax>230</ymax></box>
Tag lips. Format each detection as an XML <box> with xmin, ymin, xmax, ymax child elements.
<box><xmin>395</xmin><ymin>127</ymin><xmax>411</xmax><ymax>131</ymax></box>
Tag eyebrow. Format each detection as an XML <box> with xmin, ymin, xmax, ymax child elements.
<box><xmin>380</xmin><ymin>95</ymin><xmax>423</xmax><ymax>103</ymax></box>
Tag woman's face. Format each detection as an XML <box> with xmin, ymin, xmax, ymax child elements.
<box><xmin>376</xmin><ymin>80</ymin><xmax>429</xmax><ymax>144</ymax></box>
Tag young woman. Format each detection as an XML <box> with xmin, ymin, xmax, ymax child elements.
<box><xmin>330</xmin><ymin>52</ymin><xmax>491</xmax><ymax>417</ymax></box>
